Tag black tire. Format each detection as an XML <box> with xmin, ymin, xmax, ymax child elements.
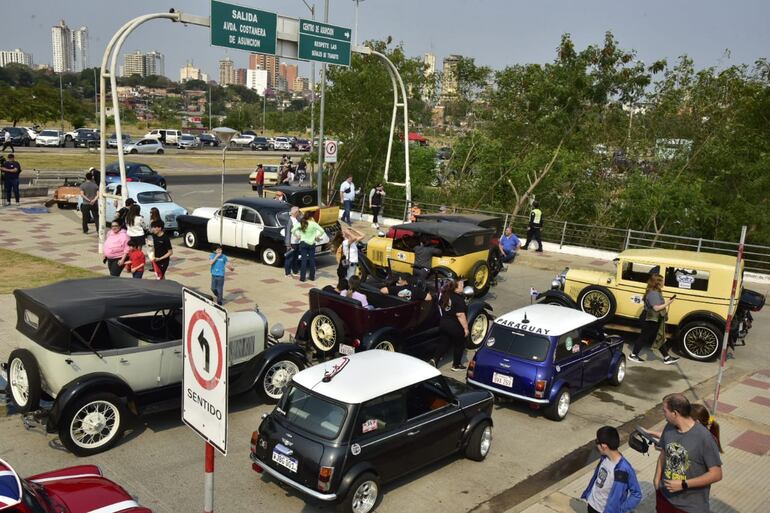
<box><xmin>577</xmin><ymin>285</ymin><xmax>616</xmax><ymax>321</ymax></box>
<box><xmin>157</xmin><ymin>149</ymin><xmax>164</xmax><ymax>155</ymax></box>
<box><xmin>260</xmin><ymin>245</ymin><xmax>284</xmax><ymax>267</ymax></box>
<box><xmin>309</xmin><ymin>308</ymin><xmax>346</xmax><ymax>355</ymax></box>
<box><xmin>7</xmin><ymin>349</ymin><xmax>42</xmax><ymax>413</ymax></box>
<box><xmin>464</xmin><ymin>421</ymin><xmax>492</xmax><ymax>461</ymax></box>
<box><xmin>467</xmin><ymin>312</ymin><xmax>491</xmax><ymax>349</ymax></box>
<box><xmin>488</xmin><ymin>249</ymin><xmax>503</xmax><ymax>277</ymax></box>
<box><xmin>257</xmin><ymin>355</ymin><xmax>304</xmax><ymax>403</ymax></box>
<box><xmin>544</xmin><ymin>388</ymin><xmax>570</xmax><ymax>421</ymax></box>
<box><xmin>130</xmin><ymin>149</ymin><xmax>138</xmax><ymax>154</ymax></box>
<box><xmin>65</xmin><ymin>135</ymin><xmax>72</xmax><ymax>142</ymax></box>
<box><xmin>58</xmin><ymin>392</ymin><xmax>127</xmax><ymax>456</ymax></box>
<box><xmin>540</xmin><ymin>296</ymin><xmax>572</xmax><ymax>307</ymax></box>
<box><xmin>468</xmin><ymin>261</ymin><xmax>491</xmax><ymax>297</ymax></box>
<box><xmin>252</xmin><ymin>186</ymin><xmax>257</xmax><ymax>191</ymax></box>
<box><xmin>183</xmin><ymin>230</ymin><xmax>200</xmax><ymax>249</ymax></box>
<box><xmin>158</xmin><ymin>180</ymin><xmax>167</xmax><ymax>189</ymax></box>
<box><xmin>608</xmin><ymin>355</ymin><xmax>626</xmax><ymax>386</ymax></box>
<box><xmin>340</xmin><ymin>472</ymin><xmax>380</xmax><ymax>513</ymax></box>
<box><xmin>678</xmin><ymin>320</ymin><xmax>721</xmax><ymax>361</ymax></box>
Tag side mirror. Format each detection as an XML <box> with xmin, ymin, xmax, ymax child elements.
<box><xmin>463</xmin><ymin>286</ymin><xmax>475</xmax><ymax>298</ymax></box>
<box><xmin>377</xmin><ymin>231</ymin><xmax>386</xmax><ymax>237</ymax></box>
<box><xmin>270</xmin><ymin>323</ymin><xmax>285</xmax><ymax>340</ymax></box>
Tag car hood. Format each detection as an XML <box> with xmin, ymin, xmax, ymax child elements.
<box><xmin>191</xmin><ymin>207</ymin><xmax>218</xmax><ymax>218</ymax></box>
<box><xmin>567</xmin><ymin>268</ymin><xmax>614</xmax><ymax>287</ymax></box>
<box><xmin>145</xmin><ymin>202</ymin><xmax>186</xmax><ymax>213</ymax></box>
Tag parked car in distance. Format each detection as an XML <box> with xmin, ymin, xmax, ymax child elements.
<box><xmin>105</xmin><ymin>182</ymin><xmax>187</xmax><ymax>230</ymax></box>
<box><xmin>250</xmin><ymin>136</ymin><xmax>271</xmax><ymax>151</ymax></box>
<box><xmin>468</xmin><ymin>304</ymin><xmax>625</xmax><ymax>421</ymax></box>
<box><xmin>22</xmin><ymin>126</ymin><xmax>38</xmax><ymax>141</ymax></box>
<box><xmin>2</xmin><ymin>126</ymin><xmax>31</xmax><ymax>146</ymax></box>
<box><xmin>64</xmin><ymin>127</ymin><xmax>96</xmax><ymax>143</ymax></box>
<box><xmin>538</xmin><ymin>249</ymin><xmax>765</xmax><ymax>361</ymax></box>
<box><xmin>103</xmin><ymin>161</ymin><xmax>167</xmax><ymax>189</ymax></box>
<box><xmin>251</xmin><ymin>351</ymin><xmax>494</xmax><ymax>513</ymax></box>
<box><xmin>144</xmin><ymin>128</ymin><xmax>181</xmax><ymax>145</ymax></box>
<box><xmin>293</xmin><ymin>138</ymin><xmax>311</xmax><ymax>152</ymax></box>
<box><xmin>107</xmin><ymin>133</ymin><xmax>132</xmax><ymax>148</ymax></box>
<box><xmin>248</xmin><ymin>163</ymin><xmax>280</xmax><ymax>187</ymax></box>
<box><xmin>123</xmin><ymin>138</ymin><xmax>165</xmax><ymax>155</ymax></box>
<box><xmin>231</xmin><ymin>132</ymin><xmax>257</xmax><ymax>146</ymax></box>
<box><xmin>49</xmin><ymin>177</ymin><xmax>84</xmax><ymax>208</ymax></box>
<box><xmin>272</xmin><ymin>136</ymin><xmax>292</xmax><ymax>151</ymax></box>
<box><xmin>73</xmin><ymin>130</ymin><xmax>100</xmax><ymax>148</ymax></box>
<box><xmin>35</xmin><ymin>129</ymin><xmax>65</xmax><ymax>147</ymax></box>
<box><xmin>199</xmin><ymin>133</ymin><xmax>220</xmax><ymax>147</ymax></box>
<box><xmin>5</xmin><ymin>278</ymin><xmax>308</xmax><ymax>456</ymax></box>
<box><xmin>177</xmin><ymin>133</ymin><xmax>200</xmax><ymax>149</ymax></box>
<box><xmin>0</xmin><ymin>457</ymin><xmax>153</xmax><ymax>512</ymax></box>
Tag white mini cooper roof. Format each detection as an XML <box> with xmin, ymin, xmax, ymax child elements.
<box><xmin>292</xmin><ymin>351</ymin><xmax>441</xmax><ymax>405</ymax></box>
<box><xmin>494</xmin><ymin>304</ymin><xmax>597</xmax><ymax>337</ymax></box>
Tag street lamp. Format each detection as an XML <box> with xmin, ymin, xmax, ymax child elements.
<box><xmin>211</xmin><ymin>126</ymin><xmax>237</xmax><ymax>243</ymax></box>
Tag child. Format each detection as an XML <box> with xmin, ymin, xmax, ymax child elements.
<box><xmin>149</xmin><ymin>220</ymin><xmax>173</xmax><ymax>279</ymax></box>
<box><xmin>210</xmin><ymin>245</ymin><xmax>235</xmax><ymax>305</ymax></box>
<box><xmin>581</xmin><ymin>426</ymin><xmax>642</xmax><ymax>513</ymax></box>
<box><xmin>121</xmin><ymin>240</ymin><xmax>146</xmax><ymax>278</ymax></box>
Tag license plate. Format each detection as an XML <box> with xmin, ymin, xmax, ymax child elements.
<box><xmin>492</xmin><ymin>372</ymin><xmax>513</xmax><ymax>388</ymax></box>
<box><xmin>272</xmin><ymin>450</ymin><xmax>298</xmax><ymax>473</ymax></box>
<box><xmin>339</xmin><ymin>344</ymin><xmax>355</xmax><ymax>356</ymax></box>
<box><xmin>315</xmin><ymin>245</ymin><xmax>323</xmax><ymax>254</ymax></box>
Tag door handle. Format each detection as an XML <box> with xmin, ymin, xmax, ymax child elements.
<box><xmin>407</xmin><ymin>430</ymin><xmax>420</xmax><ymax>436</ymax></box>
<box><xmin>174</xmin><ymin>349</ymin><xmax>182</xmax><ymax>355</ymax></box>
<box><xmin>119</xmin><ymin>358</ymin><xmax>129</xmax><ymax>364</ymax></box>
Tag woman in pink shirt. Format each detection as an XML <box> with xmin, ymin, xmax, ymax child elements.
<box><xmin>104</xmin><ymin>221</ymin><xmax>129</xmax><ymax>276</ymax></box>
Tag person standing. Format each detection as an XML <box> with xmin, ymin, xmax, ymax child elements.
<box><xmin>79</xmin><ymin>171</ymin><xmax>99</xmax><ymax>233</ymax></box>
<box><xmin>284</xmin><ymin>206</ymin><xmax>301</xmax><ymax>278</ymax></box>
<box><xmin>292</xmin><ymin>212</ymin><xmax>326</xmax><ymax>282</ymax></box>
<box><xmin>296</xmin><ymin>158</ymin><xmax>307</xmax><ymax>184</ymax></box>
<box><xmin>339</xmin><ymin>175</ymin><xmax>356</xmax><ymax>225</ymax></box>
<box><xmin>437</xmin><ymin>279</ymin><xmax>469</xmax><ymax>371</ymax></box>
<box><xmin>413</xmin><ymin>235</ymin><xmax>441</xmax><ymax>283</ymax></box>
<box><xmin>368</xmin><ymin>183</ymin><xmax>386</xmax><ymax>229</ymax></box>
<box><xmin>581</xmin><ymin>426</ymin><xmax>642</xmax><ymax>513</ymax></box>
<box><xmin>523</xmin><ymin>200</ymin><xmax>544</xmax><ymax>252</ymax></box>
<box><xmin>342</xmin><ymin>226</ymin><xmax>365</xmax><ymax>279</ymax></box>
<box><xmin>125</xmin><ymin>204</ymin><xmax>145</xmax><ymax>247</ymax></box>
<box><xmin>654</xmin><ymin>393</ymin><xmax>722</xmax><ymax>513</ymax></box>
<box><xmin>150</xmin><ymin>207</ymin><xmax>161</xmax><ymax>225</ymax></box>
<box><xmin>115</xmin><ymin>198</ymin><xmax>136</xmax><ymax>228</ymax></box>
<box><xmin>103</xmin><ymin>221</ymin><xmax>129</xmax><ymax>276</ymax></box>
<box><xmin>629</xmin><ymin>272</ymin><xmax>680</xmax><ymax>364</ymax></box>
<box><xmin>1</xmin><ymin>130</ymin><xmax>13</xmax><ymax>152</ymax></box>
<box><xmin>149</xmin><ymin>220</ymin><xmax>173</xmax><ymax>279</ymax></box>
<box><xmin>120</xmin><ymin>240</ymin><xmax>146</xmax><ymax>278</ymax></box>
<box><xmin>499</xmin><ymin>226</ymin><xmax>522</xmax><ymax>263</ymax></box>
<box><xmin>210</xmin><ymin>245</ymin><xmax>235</xmax><ymax>305</ymax></box>
<box><xmin>1</xmin><ymin>154</ymin><xmax>22</xmax><ymax>205</ymax></box>
<box><xmin>409</xmin><ymin>201</ymin><xmax>422</xmax><ymax>222</ymax></box>
<box><xmin>254</xmin><ymin>163</ymin><xmax>265</xmax><ymax>197</ymax></box>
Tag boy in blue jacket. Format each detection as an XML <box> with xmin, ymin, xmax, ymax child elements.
<box><xmin>581</xmin><ymin>426</ymin><xmax>642</xmax><ymax>513</ymax></box>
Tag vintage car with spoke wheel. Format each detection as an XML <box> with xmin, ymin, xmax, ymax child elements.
<box><xmin>537</xmin><ymin>249</ymin><xmax>764</xmax><ymax>361</ymax></box>
<box><xmin>294</xmin><ymin>281</ymin><xmax>493</xmax><ymax>359</ymax></box>
<box><xmin>4</xmin><ymin>278</ymin><xmax>307</xmax><ymax>456</ymax></box>
<box><xmin>250</xmin><ymin>351</ymin><xmax>494</xmax><ymax>513</ymax></box>
<box><xmin>467</xmin><ymin>304</ymin><xmax>626</xmax><ymax>421</ymax></box>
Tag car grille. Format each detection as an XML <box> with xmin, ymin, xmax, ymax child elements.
<box><xmin>229</xmin><ymin>335</ymin><xmax>256</xmax><ymax>360</ymax></box>
<box><xmin>369</xmin><ymin>249</ymin><xmax>384</xmax><ymax>263</ymax></box>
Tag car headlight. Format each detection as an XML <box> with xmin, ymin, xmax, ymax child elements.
<box><xmin>551</xmin><ymin>267</ymin><xmax>568</xmax><ymax>290</ymax></box>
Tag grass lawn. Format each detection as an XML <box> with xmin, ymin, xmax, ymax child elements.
<box><xmin>0</xmin><ymin>248</ymin><xmax>99</xmax><ymax>294</ymax></box>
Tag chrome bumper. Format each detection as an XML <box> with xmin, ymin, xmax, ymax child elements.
<box><xmin>250</xmin><ymin>454</ymin><xmax>338</xmax><ymax>502</ymax></box>
<box><xmin>467</xmin><ymin>378</ymin><xmax>550</xmax><ymax>404</ymax></box>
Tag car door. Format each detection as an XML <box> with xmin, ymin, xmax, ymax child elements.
<box><xmin>208</xmin><ymin>204</ymin><xmax>239</xmax><ymax>246</ymax></box>
<box><xmin>614</xmin><ymin>260</ymin><xmax>660</xmax><ymax>319</ymax></box>
<box><xmin>237</xmin><ymin>206</ymin><xmax>263</xmax><ymax>249</ymax></box>
<box><xmin>350</xmin><ymin>391</ymin><xmax>408</xmax><ymax>482</ymax></box>
<box><xmin>552</xmin><ymin>330</ymin><xmax>584</xmax><ymax>391</ymax></box>
<box><xmin>158</xmin><ymin>340</ymin><xmax>184</xmax><ymax>386</ymax></box>
<box><xmin>138</xmin><ymin>165</ymin><xmax>158</xmax><ymax>185</ymax></box>
<box><xmin>105</xmin><ymin>184</ymin><xmax>118</xmax><ymax>220</ymax></box>
<box><xmin>578</xmin><ymin>326</ymin><xmax>612</xmax><ymax>388</ymax></box>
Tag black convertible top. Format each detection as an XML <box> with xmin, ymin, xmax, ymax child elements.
<box><xmin>15</xmin><ymin>278</ymin><xmax>184</xmax><ymax>351</ymax></box>
<box><xmin>391</xmin><ymin>221</ymin><xmax>493</xmax><ymax>243</ymax></box>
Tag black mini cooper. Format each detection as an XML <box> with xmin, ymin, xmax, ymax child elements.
<box><xmin>250</xmin><ymin>351</ymin><xmax>494</xmax><ymax>513</ymax></box>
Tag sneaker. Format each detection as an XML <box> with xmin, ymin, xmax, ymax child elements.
<box><xmin>662</xmin><ymin>355</ymin><xmax>680</xmax><ymax>365</ymax></box>
<box><xmin>628</xmin><ymin>354</ymin><xmax>644</xmax><ymax>363</ymax></box>
<box><xmin>451</xmin><ymin>364</ymin><xmax>467</xmax><ymax>372</ymax></box>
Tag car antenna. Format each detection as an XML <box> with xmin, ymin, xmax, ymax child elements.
<box><xmin>322</xmin><ymin>357</ymin><xmax>350</xmax><ymax>383</ymax></box>
<box><xmin>522</xmin><ymin>313</ymin><xmax>530</xmax><ymax>324</ymax></box>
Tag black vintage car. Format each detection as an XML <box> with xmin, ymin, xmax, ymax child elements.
<box><xmin>250</xmin><ymin>351</ymin><xmax>494</xmax><ymax>513</ymax></box>
<box><xmin>73</xmin><ymin>130</ymin><xmax>100</xmax><ymax>148</ymax></box>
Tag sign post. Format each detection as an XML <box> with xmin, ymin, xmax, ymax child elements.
<box><xmin>324</xmin><ymin>140</ymin><xmax>338</xmax><ymax>163</ymax></box>
<box><xmin>298</xmin><ymin>19</ymin><xmax>352</xmax><ymax>67</ymax></box>
<box><xmin>210</xmin><ymin>0</ymin><xmax>277</xmax><ymax>54</ymax></box>
<box><xmin>183</xmin><ymin>288</ymin><xmax>229</xmax><ymax>513</ymax></box>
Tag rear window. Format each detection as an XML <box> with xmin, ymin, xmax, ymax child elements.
<box><xmin>40</xmin><ymin>130</ymin><xmax>58</xmax><ymax>136</ymax></box>
<box><xmin>485</xmin><ymin>324</ymin><xmax>551</xmax><ymax>362</ymax></box>
<box><xmin>280</xmin><ymin>385</ymin><xmax>347</xmax><ymax>439</ymax></box>
<box><xmin>137</xmin><ymin>191</ymin><xmax>172</xmax><ymax>204</ymax></box>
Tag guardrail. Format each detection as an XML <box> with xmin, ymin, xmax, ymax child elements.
<box><xmin>28</xmin><ymin>170</ymin><xmax>84</xmax><ymax>187</ymax></box>
<box><xmin>351</xmin><ymin>196</ymin><xmax>770</xmax><ymax>274</ymax></box>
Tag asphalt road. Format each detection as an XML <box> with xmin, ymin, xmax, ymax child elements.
<box><xmin>22</xmin><ymin>145</ymin><xmax>310</xmax><ymax>157</ymax></box>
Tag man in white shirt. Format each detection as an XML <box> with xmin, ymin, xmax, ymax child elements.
<box><xmin>339</xmin><ymin>175</ymin><xmax>356</xmax><ymax>225</ymax></box>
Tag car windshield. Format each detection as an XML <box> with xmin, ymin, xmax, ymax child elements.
<box><xmin>137</xmin><ymin>191</ymin><xmax>172</xmax><ymax>204</ymax></box>
<box><xmin>485</xmin><ymin>324</ymin><xmax>551</xmax><ymax>362</ymax></box>
<box><xmin>40</xmin><ymin>130</ymin><xmax>58</xmax><ymax>136</ymax></box>
<box><xmin>21</xmin><ymin>480</ymin><xmax>50</xmax><ymax>513</ymax></box>
<box><xmin>279</xmin><ymin>385</ymin><xmax>347</xmax><ymax>439</ymax></box>
<box><xmin>181</xmin><ymin>135</ymin><xmax>194</xmax><ymax>140</ymax></box>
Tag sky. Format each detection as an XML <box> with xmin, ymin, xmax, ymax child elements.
<box><xmin>2</xmin><ymin>0</ymin><xmax>769</xmax><ymax>81</ymax></box>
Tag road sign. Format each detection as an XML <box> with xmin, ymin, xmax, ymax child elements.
<box><xmin>324</xmin><ymin>140</ymin><xmax>338</xmax><ymax>163</ymax></box>
<box><xmin>183</xmin><ymin>288</ymin><xmax>229</xmax><ymax>455</ymax></box>
<box><xmin>298</xmin><ymin>19</ymin><xmax>352</xmax><ymax>67</ymax></box>
<box><xmin>210</xmin><ymin>0</ymin><xmax>277</xmax><ymax>55</ymax></box>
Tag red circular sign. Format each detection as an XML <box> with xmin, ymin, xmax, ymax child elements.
<box><xmin>186</xmin><ymin>310</ymin><xmax>224</xmax><ymax>390</ymax></box>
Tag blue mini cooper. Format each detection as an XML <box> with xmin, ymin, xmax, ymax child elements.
<box><xmin>466</xmin><ymin>304</ymin><xmax>626</xmax><ymax>421</ymax></box>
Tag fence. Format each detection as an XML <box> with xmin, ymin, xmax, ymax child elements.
<box><xmin>352</xmin><ymin>196</ymin><xmax>770</xmax><ymax>274</ymax></box>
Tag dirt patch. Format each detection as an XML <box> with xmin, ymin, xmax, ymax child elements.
<box><xmin>0</xmin><ymin>248</ymin><xmax>99</xmax><ymax>294</ymax></box>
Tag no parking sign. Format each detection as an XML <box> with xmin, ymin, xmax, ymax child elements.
<box><xmin>183</xmin><ymin>288</ymin><xmax>228</xmax><ymax>455</ymax></box>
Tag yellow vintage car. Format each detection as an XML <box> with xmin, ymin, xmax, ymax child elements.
<box><xmin>364</xmin><ymin>221</ymin><xmax>495</xmax><ymax>297</ymax></box>
<box><xmin>538</xmin><ymin>249</ymin><xmax>765</xmax><ymax>361</ymax></box>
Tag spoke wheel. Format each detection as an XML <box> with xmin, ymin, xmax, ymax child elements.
<box><xmin>578</xmin><ymin>286</ymin><xmax>616</xmax><ymax>320</ymax></box>
<box><xmin>468</xmin><ymin>314</ymin><xmax>490</xmax><ymax>349</ymax></box>
<box><xmin>7</xmin><ymin>350</ymin><xmax>41</xmax><ymax>413</ymax></box>
<box><xmin>309</xmin><ymin>310</ymin><xmax>344</xmax><ymax>354</ymax></box>
<box><xmin>60</xmin><ymin>393</ymin><xmax>126</xmax><ymax>456</ymax></box>
<box><xmin>680</xmin><ymin>321</ymin><xmax>720</xmax><ymax>361</ymax></box>
<box><xmin>259</xmin><ymin>358</ymin><xmax>301</xmax><ymax>403</ymax></box>
<box><xmin>373</xmin><ymin>340</ymin><xmax>396</xmax><ymax>352</ymax></box>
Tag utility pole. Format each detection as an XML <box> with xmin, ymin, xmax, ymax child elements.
<box><xmin>94</xmin><ymin>68</ymin><xmax>98</xmax><ymax>122</ymax></box>
<box><xmin>316</xmin><ymin>0</ymin><xmax>329</xmax><ymax>203</ymax></box>
<box><xmin>209</xmin><ymin>85</ymin><xmax>212</xmax><ymax>131</ymax></box>
<box><xmin>59</xmin><ymin>72</ymin><xmax>65</xmax><ymax>133</ymax></box>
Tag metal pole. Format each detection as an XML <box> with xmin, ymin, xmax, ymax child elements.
<box><xmin>59</xmin><ymin>72</ymin><xmax>65</xmax><ymax>135</ymax></box>
<box><xmin>262</xmin><ymin>90</ymin><xmax>266</xmax><ymax>133</ymax></box>
<box><xmin>209</xmin><ymin>85</ymin><xmax>212</xmax><ymax>132</ymax></box>
<box><xmin>204</xmin><ymin>442</ymin><xmax>215</xmax><ymax>513</ymax></box>
<box><xmin>219</xmin><ymin>145</ymin><xmax>228</xmax><ymax>242</ymax></box>
<box><xmin>624</xmin><ymin>229</ymin><xmax>631</xmax><ymax>250</ymax></box>
<box><xmin>560</xmin><ymin>221</ymin><xmax>568</xmax><ymax>249</ymax></box>
<box><xmin>353</xmin><ymin>0</ymin><xmax>360</xmax><ymax>47</ymax></box>
<box><xmin>712</xmin><ymin>225</ymin><xmax>747</xmax><ymax>418</ymax></box>
<box><xmin>316</xmin><ymin>0</ymin><xmax>329</xmax><ymax>203</ymax></box>
<box><xmin>93</xmin><ymin>68</ymin><xmax>98</xmax><ymax>122</ymax></box>
<box><xmin>697</xmin><ymin>237</ymin><xmax>702</xmax><ymax>252</ymax></box>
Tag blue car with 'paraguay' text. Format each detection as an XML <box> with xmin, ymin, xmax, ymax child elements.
<box><xmin>466</xmin><ymin>304</ymin><xmax>626</xmax><ymax>421</ymax></box>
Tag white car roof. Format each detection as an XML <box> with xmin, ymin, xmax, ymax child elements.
<box><xmin>108</xmin><ymin>182</ymin><xmax>164</xmax><ymax>193</ymax></box>
<box><xmin>292</xmin><ymin>351</ymin><xmax>441</xmax><ymax>405</ymax></box>
<box><xmin>494</xmin><ymin>304</ymin><xmax>597</xmax><ymax>337</ymax></box>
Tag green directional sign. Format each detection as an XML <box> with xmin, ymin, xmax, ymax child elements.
<box><xmin>298</xmin><ymin>19</ymin><xmax>352</xmax><ymax>67</ymax></box>
<box><xmin>210</xmin><ymin>0</ymin><xmax>277</xmax><ymax>55</ymax></box>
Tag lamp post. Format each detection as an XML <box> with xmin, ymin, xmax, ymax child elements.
<box><xmin>59</xmin><ymin>72</ymin><xmax>65</xmax><ymax>135</ymax></box>
<box><xmin>211</xmin><ymin>127</ymin><xmax>237</xmax><ymax>243</ymax></box>
<box><xmin>301</xmin><ymin>0</ymin><xmax>316</xmax><ymax>182</ymax></box>
<box><xmin>352</xmin><ymin>0</ymin><xmax>366</xmax><ymax>47</ymax></box>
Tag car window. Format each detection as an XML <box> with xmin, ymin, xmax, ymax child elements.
<box><xmin>555</xmin><ymin>329</ymin><xmax>580</xmax><ymax>361</ymax></box>
<box><xmin>113</xmin><ymin>185</ymin><xmax>121</xmax><ymax>195</ymax></box>
<box><xmin>354</xmin><ymin>391</ymin><xmax>406</xmax><ymax>439</ymax></box>
<box><xmin>485</xmin><ymin>324</ymin><xmax>551</xmax><ymax>362</ymax></box>
<box><xmin>621</xmin><ymin>261</ymin><xmax>658</xmax><ymax>283</ymax></box>
<box><xmin>139</xmin><ymin>165</ymin><xmax>155</xmax><ymax>175</ymax></box>
<box><xmin>40</xmin><ymin>130</ymin><xmax>58</xmax><ymax>136</ymax></box>
<box><xmin>281</xmin><ymin>386</ymin><xmax>347</xmax><ymax>439</ymax></box>
<box><xmin>240</xmin><ymin>208</ymin><xmax>261</xmax><ymax>224</ymax></box>
<box><xmin>221</xmin><ymin>205</ymin><xmax>239</xmax><ymax>219</ymax></box>
<box><xmin>137</xmin><ymin>191</ymin><xmax>172</xmax><ymax>204</ymax></box>
<box><xmin>665</xmin><ymin>267</ymin><xmax>709</xmax><ymax>291</ymax></box>
<box><xmin>406</xmin><ymin>378</ymin><xmax>453</xmax><ymax>419</ymax></box>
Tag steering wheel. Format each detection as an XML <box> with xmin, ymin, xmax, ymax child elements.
<box><xmin>151</xmin><ymin>310</ymin><xmax>169</xmax><ymax>332</ymax></box>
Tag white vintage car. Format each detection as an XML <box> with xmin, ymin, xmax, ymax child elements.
<box><xmin>5</xmin><ymin>278</ymin><xmax>307</xmax><ymax>456</ymax></box>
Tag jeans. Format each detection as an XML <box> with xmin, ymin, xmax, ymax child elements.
<box><xmin>4</xmin><ymin>176</ymin><xmax>19</xmax><ymax>203</ymax></box>
<box><xmin>632</xmin><ymin>320</ymin><xmax>670</xmax><ymax>357</ymax></box>
<box><xmin>440</xmin><ymin>318</ymin><xmax>466</xmax><ymax>366</ymax></box>
<box><xmin>342</xmin><ymin>199</ymin><xmax>353</xmax><ymax>224</ymax></box>
<box><xmin>256</xmin><ymin>184</ymin><xmax>264</xmax><ymax>197</ymax></box>
<box><xmin>371</xmin><ymin>206</ymin><xmax>381</xmax><ymax>224</ymax></box>
<box><xmin>106</xmin><ymin>258</ymin><xmax>123</xmax><ymax>277</ymax></box>
<box><xmin>80</xmin><ymin>202</ymin><xmax>98</xmax><ymax>233</ymax></box>
<box><xmin>284</xmin><ymin>244</ymin><xmax>300</xmax><ymax>275</ymax></box>
<box><xmin>132</xmin><ymin>270</ymin><xmax>144</xmax><ymax>279</ymax></box>
<box><xmin>298</xmin><ymin>241</ymin><xmax>316</xmax><ymax>281</ymax></box>
<box><xmin>211</xmin><ymin>275</ymin><xmax>225</xmax><ymax>305</ymax></box>
<box><xmin>501</xmin><ymin>249</ymin><xmax>516</xmax><ymax>263</ymax></box>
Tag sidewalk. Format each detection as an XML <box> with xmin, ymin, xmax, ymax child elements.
<box><xmin>509</xmin><ymin>369</ymin><xmax>770</xmax><ymax>513</ymax></box>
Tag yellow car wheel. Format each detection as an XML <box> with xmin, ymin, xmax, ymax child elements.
<box><xmin>578</xmin><ymin>286</ymin><xmax>616</xmax><ymax>320</ymax></box>
<box><xmin>309</xmin><ymin>309</ymin><xmax>345</xmax><ymax>354</ymax></box>
<box><xmin>469</xmin><ymin>261</ymin><xmax>491</xmax><ymax>297</ymax></box>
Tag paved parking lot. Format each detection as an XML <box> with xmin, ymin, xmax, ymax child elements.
<box><xmin>0</xmin><ymin>202</ymin><xmax>768</xmax><ymax>513</ymax></box>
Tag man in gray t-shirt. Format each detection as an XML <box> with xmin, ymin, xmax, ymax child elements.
<box><xmin>655</xmin><ymin>393</ymin><xmax>722</xmax><ymax>513</ymax></box>
<box><xmin>412</xmin><ymin>237</ymin><xmax>441</xmax><ymax>283</ymax></box>
<box><xmin>79</xmin><ymin>171</ymin><xmax>99</xmax><ymax>234</ymax></box>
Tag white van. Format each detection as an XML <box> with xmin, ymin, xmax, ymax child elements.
<box><xmin>144</xmin><ymin>129</ymin><xmax>182</xmax><ymax>145</ymax></box>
